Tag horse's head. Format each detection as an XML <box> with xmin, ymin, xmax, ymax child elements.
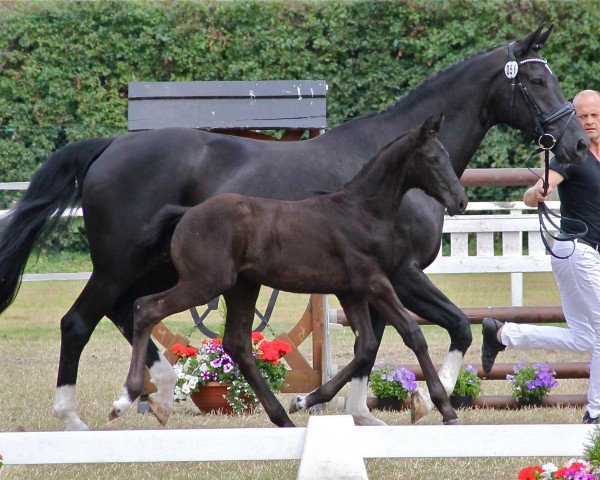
<box><xmin>411</xmin><ymin>115</ymin><xmax>468</xmax><ymax>216</ymax></box>
<box><xmin>491</xmin><ymin>25</ymin><xmax>588</xmax><ymax>164</ymax></box>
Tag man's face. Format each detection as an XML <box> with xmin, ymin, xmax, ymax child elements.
<box><xmin>575</xmin><ymin>94</ymin><xmax>600</xmax><ymax>142</ymax></box>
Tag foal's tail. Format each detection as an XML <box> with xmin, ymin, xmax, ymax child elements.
<box><xmin>0</xmin><ymin>137</ymin><xmax>114</xmax><ymax>315</ymax></box>
<box><xmin>132</xmin><ymin>205</ymin><xmax>190</xmax><ymax>271</ymax></box>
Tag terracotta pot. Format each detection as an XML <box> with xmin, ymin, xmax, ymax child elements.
<box><xmin>449</xmin><ymin>394</ymin><xmax>473</xmax><ymax>409</ymax></box>
<box><xmin>190</xmin><ymin>382</ymin><xmax>234</xmax><ymax>414</ymax></box>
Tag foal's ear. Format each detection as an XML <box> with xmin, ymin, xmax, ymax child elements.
<box><xmin>419</xmin><ymin>114</ymin><xmax>443</xmax><ymax>140</ymax></box>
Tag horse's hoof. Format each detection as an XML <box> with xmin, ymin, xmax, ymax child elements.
<box><xmin>148</xmin><ymin>397</ymin><xmax>172</xmax><ymax>427</ymax></box>
<box><xmin>410</xmin><ymin>392</ymin><xmax>428</xmax><ymax>424</ymax></box>
<box><xmin>108</xmin><ymin>405</ymin><xmax>120</xmax><ymax>422</ymax></box>
<box><xmin>289</xmin><ymin>395</ymin><xmax>306</xmax><ymax>414</ymax></box>
<box><xmin>443</xmin><ymin>417</ymin><xmax>460</xmax><ymax>425</ymax></box>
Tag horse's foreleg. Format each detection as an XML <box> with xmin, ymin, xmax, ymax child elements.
<box><xmin>53</xmin><ymin>274</ymin><xmax>124</xmax><ymax>431</ymax></box>
<box><xmin>368</xmin><ymin>275</ymin><xmax>458</xmax><ymax>425</ymax></box>
<box><xmin>223</xmin><ymin>281</ymin><xmax>295</xmax><ymax>428</ymax></box>
<box><xmin>289</xmin><ymin>295</ymin><xmax>380</xmax><ymax>423</ymax></box>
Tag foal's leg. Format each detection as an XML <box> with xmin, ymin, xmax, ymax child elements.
<box><xmin>110</xmin><ymin>282</ymin><xmax>220</xmax><ymax>425</ymax></box>
<box><xmin>222</xmin><ymin>279</ymin><xmax>295</xmax><ymax>427</ymax></box>
<box><xmin>289</xmin><ymin>295</ymin><xmax>379</xmax><ymax>417</ymax></box>
<box><xmin>367</xmin><ymin>275</ymin><xmax>458</xmax><ymax>424</ymax></box>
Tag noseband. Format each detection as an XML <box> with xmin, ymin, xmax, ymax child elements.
<box><xmin>505</xmin><ymin>42</ymin><xmax>586</xmax><ymax>258</ymax></box>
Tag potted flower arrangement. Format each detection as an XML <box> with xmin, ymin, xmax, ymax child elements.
<box><xmin>369</xmin><ymin>361</ymin><xmax>417</xmax><ymax>410</ymax></box>
<box><xmin>507</xmin><ymin>361</ymin><xmax>558</xmax><ymax>407</ymax></box>
<box><xmin>450</xmin><ymin>364</ymin><xmax>481</xmax><ymax>409</ymax></box>
<box><xmin>518</xmin><ymin>459</ymin><xmax>600</xmax><ymax>480</ymax></box>
<box><xmin>171</xmin><ymin>332</ymin><xmax>292</xmax><ymax>414</ymax></box>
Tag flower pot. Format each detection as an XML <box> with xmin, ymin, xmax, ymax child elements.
<box><xmin>376</xmin><ymin>396</ymin><xmax>402</xmax><ymax>411</ymax></box>
<box><xmin>518</xmin><ymin>397</ymin><xmax>543</xmax><ymax>408</ymax></box>
<box><xmin>449</xmin><ymin>394</ymin><xmax>473</xmax><ymax>409</ymax></box>
<box><xmin>190</xmin><ymin>382</ymin><xmax>234</xmax><ymax>414</ymax></box>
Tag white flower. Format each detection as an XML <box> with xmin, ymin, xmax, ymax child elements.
<box><xmin>188</xmin><ymin>377</ymin><xmax>198</xmax><ymax>390</ymax></box>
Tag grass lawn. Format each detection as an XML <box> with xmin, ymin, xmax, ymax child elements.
<box><xmin>0</xmin><ymin>267</ymin><xmax>590</xmax><ymax>479</ymax></box>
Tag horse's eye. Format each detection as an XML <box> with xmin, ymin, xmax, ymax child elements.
<box><xmin>427</xmin><ymin>155</ymin><xmax>438</xmax><ymax>164</ymax></box>
<box><xmin>530</xmin><ymin>78</ymin><xmax>544</xmax><ymax>86</ymax></box>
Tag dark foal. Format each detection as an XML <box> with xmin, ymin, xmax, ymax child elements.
<box><xmin>110</xmin><ymin>115</ymin><xmax>468</xmax><ymax>427</ymax></box>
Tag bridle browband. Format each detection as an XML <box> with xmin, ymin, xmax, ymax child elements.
<box><xmin>505</xmin><ymin>41</ymin><xmax>586</xmax><ymax>259</ymax></box>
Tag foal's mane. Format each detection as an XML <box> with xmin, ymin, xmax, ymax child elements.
<box><xmin>342</xmin><ymin>129</ymin><xmax>414</xmax><ymax>189</ymax></box>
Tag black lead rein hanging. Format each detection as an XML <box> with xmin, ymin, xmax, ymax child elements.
<box><xmin>505</xmin><ymin>41</ymin><xmax>587</xmax><ymax>259</ymax></box>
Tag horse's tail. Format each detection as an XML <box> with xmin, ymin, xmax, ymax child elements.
<box><xmin>132</xmin><ymin>205</ymin><xmax>190</xmax><ymax>271</ymax></box>
<box><xmin>0</xmin><ymin>137</ymin><xmax>114</xmax><ymax>314</ymax></box>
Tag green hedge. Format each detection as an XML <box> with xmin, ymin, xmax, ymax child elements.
<box><xmin>1</xmin><ymin>0</ymin><xmax>599</xmax><ymax>251</ymax></box>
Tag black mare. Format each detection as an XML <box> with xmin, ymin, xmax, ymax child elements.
<box><xmin>110</xmin><ymin>116</ymin><xmax>468</xmax><ymax>427</ymax></box>
<box><xmin>0</xmin><ymin>26</ymin><xmax>588</xmax><ymax>430</ymax></box>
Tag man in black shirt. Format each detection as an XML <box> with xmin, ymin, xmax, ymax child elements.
<box><xmin>481</xmin><ymin>89</ymin><xmax>600</xmax><ymax>424</ymax></box>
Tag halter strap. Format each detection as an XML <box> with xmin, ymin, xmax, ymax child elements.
<box><xmin>506</xmin><ymin>42</ymin><xmax>581</xmax><ymax>259</ymax></box>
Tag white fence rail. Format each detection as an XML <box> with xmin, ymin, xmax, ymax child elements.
<box><xmin>0</xmin><ymin>416</ymin><xmax>594</xmax><ymax>479</ymax></box>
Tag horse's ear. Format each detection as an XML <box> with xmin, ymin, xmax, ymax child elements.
<box><xmin>432</xmin><ymin>113</ymin><xmax>444</xmax><ymax>133</ymax></box>
<box><xmin>514</xmin><ymin>25</ymin><xmax>551</xmax><ymax>55</ymax></box>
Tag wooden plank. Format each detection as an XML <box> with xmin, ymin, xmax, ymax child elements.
<box><xmin>280</xmin><ymin>370</ymin><xmax>321</xmax><ymax>393</ymax></box>
<box><xmin>357</xmin><ymin>424</ymin><xmax>593</xmax><ymax>458</ymax></box>
<box><xmin>129</xmin><ymin>80</ymin><xmax>327</xmax><ymax>99</ymax></box>
<box><xmin>128</xmin><ymin>97</ymin><xmax>326</xmax><ymax>131</ymax></box>
<box><xmin>297</xmin><ymin>416</ymin><xmax>368</xmax><ymax>480</ymax></box>
<box><xmin>0</xmin><ymin>428</ymin><xmax>305</xmax><ymax>464</ymax></box>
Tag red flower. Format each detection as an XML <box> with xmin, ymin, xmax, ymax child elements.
<box><xmin>554</xmin><ymin>467</ymin><xmax>569</xmax><ymax>478</ymax></box>
<box><xmin>184</xmin><ymin>346</ymin><xmax>198</xmax><ymax>356</ymax></box>
<box><xmin>170</xmin><ymin>344</ymin><xmax>198</xmax><ymax>358</ymax></box>
<box><xmin>259</xmin><ymin>341</ymin><xmax>281</xmax><ymax>364</ymax></box>
<box><xmin>251</xmin><ymin>332</ymin><xmax>265</xmax><ymax>343</ymax></box>
<box><xmin>517</xmin><ymin>465</ymin><xmax>542</xmax><ymax>480</ymax></box>
<box><xmin>170</xmin><ymin>343</ymin><xmax>188</xmax><ymax>359</ymax></box>
<box><xmin>272</xmin><ymin>339</ymin><xmax>292</xmax><ymax>356</ymax></box>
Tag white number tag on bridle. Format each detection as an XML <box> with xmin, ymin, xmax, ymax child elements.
<box><xmin>504</xmin><ymin>61</ymin><xmax>519</xmax><ymax>79</ymax></box>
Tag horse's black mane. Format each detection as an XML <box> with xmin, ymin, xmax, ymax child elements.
<box><xmin>345</xmin><ymin>42</ymin><xmax>507</xmax><ymax>124</ymax></box>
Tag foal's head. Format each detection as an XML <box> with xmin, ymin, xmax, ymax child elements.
<box><xmin>407</xmin><ymin>115</ymin><xmax>468</xmax><ymax>216</ymax></box>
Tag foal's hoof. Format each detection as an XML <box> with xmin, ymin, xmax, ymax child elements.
<box><xmin>289</xmin><ymin>395</ymin><xmax>306</xmax><ymax>414</ymax></box>
<box><xmin>108</xmin><ymin>405</ymin><xmax>122</xmax><ymax>422</ymax></box>
<box><xmin>148</xmin><ymin>397</ymin><xmax>172</xmax><ymax>427</ymax></box>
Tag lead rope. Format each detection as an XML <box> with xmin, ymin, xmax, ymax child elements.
<box><xmin>530</xmin><ymin>139</ymin><xmax>587</xmax><ymax>259</ymax></box>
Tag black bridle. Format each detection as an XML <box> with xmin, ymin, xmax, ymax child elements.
<box><xmin>506</xmin><ymin>41</ymin><xmax>587</xmax><ymax>259</ymax></box>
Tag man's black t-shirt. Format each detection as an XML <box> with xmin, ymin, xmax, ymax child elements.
<box><xmin>550</xmin><ymin>151</ymin><xmax>600</xmax><ymax>245</ymax></box>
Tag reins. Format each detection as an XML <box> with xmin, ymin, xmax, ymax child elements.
<box><xmin>505</xmin><ymin>41</ymin><xmax>587</xmax><ymax>259</ymax></box>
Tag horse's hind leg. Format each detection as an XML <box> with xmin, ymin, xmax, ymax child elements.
<box><xmin>367</xmin><ymin>275</ymin><xmax>458</xmax><ymax>425</ymax></box>
<box><xmin>389</xmin><ymin>265</ymin><xmax>471</xmax><ymax>422</ymax></box>
<box><xmin>53</xmin><ymin>273</ymin><xmax>129</xmax><ymax>431</ymax></box>
<box><xmin>223</xmin><ymin>279</ymin><xmax>295</xmax><ymax>428</ymax></box>
<box><xmin>289</xmin><ymin>295</ymin><xmax>379</xmax><ymax>420</ymax></box>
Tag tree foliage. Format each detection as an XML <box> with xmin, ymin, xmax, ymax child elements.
<box><xmin>1</xmin><ymin>0</ymin><xmax>599</xmax><ymax>249</ymax></box>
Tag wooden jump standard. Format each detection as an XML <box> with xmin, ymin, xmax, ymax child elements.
<box><xmin>128</xmin><ymin>79</ymin><xmax>328</xmax><ymax>395</ymax></box>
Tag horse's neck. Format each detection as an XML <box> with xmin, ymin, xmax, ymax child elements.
<box><xmin>320</xmin><ymin>52</ymin><xmax>499</xmax><ymax>177</ymax></box>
